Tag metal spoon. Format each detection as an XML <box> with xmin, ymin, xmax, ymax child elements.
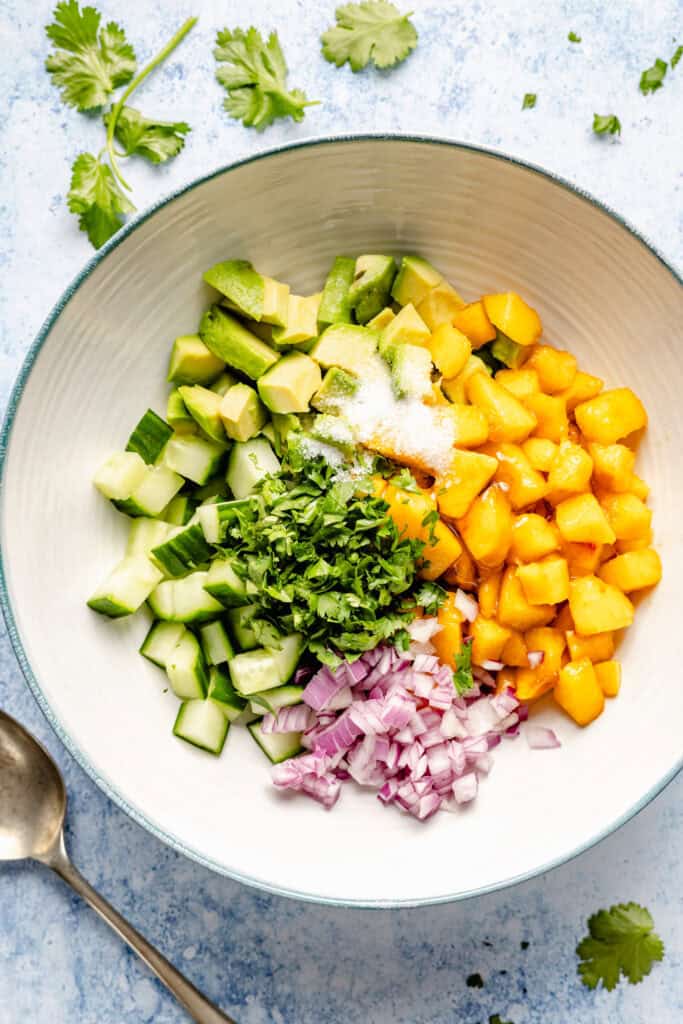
<box><xmin>0</xmin><ymin>709</ymin><xmax>235</xmax><ymax>1023</ymax></box>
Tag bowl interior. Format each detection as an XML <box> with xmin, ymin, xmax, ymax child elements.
<box><xmin>2</xmin><ymin>139</ymin><xmax>682</xmax><ymax>906</ymax></box>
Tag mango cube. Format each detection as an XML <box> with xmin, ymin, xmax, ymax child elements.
<box><xmin>600</xmin><ymin>493</ymin><xmax>652</xmax><ymax>540</ymax></box>
<box><xmin>497</xmin><ymin>567</ymin><xmax>555</xmax><ymax>631</ymax></box>
<box><xmin>521</xmin><ymin>437</ymin><xmax>559</xmax><ymax>472</ymax></box>
<box><xmin>452</xmin><ymin>300</ymin><xmax>496</xmax><ymax>346</ymax></box>
<box><xmin>594</xmin><ymin>660</ymin><xmax>621</xmax><ymax>697</ymax></box>
<box><xmin>558</xmin><ymin>370</ymin><xmax>603</xmax><ymax>411</ymax></box>
<box><xmin>428</xmin><ymin>323</ymin><xmax>471</xmax><ymax>378</ymax></box>
<box><xmin>478</xmin><ymin>571</ymin><xmax>501</xmax><ymax>619</ymax></box>
<box><xmin>510</xmin><ymin>513</ymin><xmax>561</xmax><ymax>562</ymax></box>
<box><xmin>496</xmin><ymin>368</ymin><xmax>540</xmax><ymax>400</ymax></box>
<box><xmin>588</xmin><ymin>443</ymin><xmax>636</xmax><ymax>493</ymax></box>
<box><xmin>566</xmin><ymin>630</ymin><xmax>615</xmax><ymax>663</ymax></box>
<box><xmin>457</xmin><ymin>484</ymin><xmax>513</xmax><ymax>569</ymax></box>
<box><xmin>501</xmin><ymin>629</ymin><xmax>529</xmax><ymax>667</ymax></box>
<box><xmin>432</xmin><ymin>593</ymin><xmax>464</xmax><ymax>668</ymax></box>
<box><xmin>616</xmin><ymin>528</ymin><xmax>654</xmax><ymax>554</ymax></box>
<box><xmin>560</xmin><ymin>540</ymin><xmax>603</xmax><ymax>577</ymax></box>
<box><xmin>466</xmin><ymin>372</ymin><xmax>538</xmax><ymax>443</ymax></box>
<box><xmin>514</xmin><ymin>625</ymin><xmax>566</xmax><ymax>698</ymax></box>
<box><xmin>598</xmin><ymin>548</ymin><xmax>662</xmax><ymax>592</ymax></box>
<box><xmin>384</xmin><ymin>485</ymin><xmax>462</xmax><ymax>580</ymax></box>
<box><xmin>483</xmin><ymin>442</ymin><xmax>548</xmax><ymax>510</ymax></box>
<box><xmin>575</xmin><ymin>388</ymin><xmax>647</xmax><ymax>444</ymax></box>
<box><xmin>568</xmin><ymin>575</ymin><xmax>634</xmax><ymax>635</ymax></box>
<box><xmin>470</xmin><ymin>616</ymin><xmax>511</xmax><ymax>665</ymax></box>
<box><xmin>482</xmin><ymin>292</ymin><xmax>542</xmax><ymax>347</ymax></box>
<box><xmin>554</xmin><ymin>658</ymin><xmax>605</xmax><ymax>726</ymax></box>
<box><xmin>417</xmin><ymin>280</ymin><xmax>466</xmax><ymax>330</ymax></box>
<box><xmin>524</xmin><ymin>392</ymin><xmax>569</xmax><ymax>442</ymax></box>
<box><xmin>555</xmin><ymin>493</ymin><xmax>616</xmax><ymax>545</ymax></box>
<box><xmin>435</xmin><ymin>449</ymin><xmax>498</xmax><ymax>519</ymax></box>
<box><xmin>517</xmin><ymin>555</ymin><xmax>570</xmax><ymax>605</ymax></box>
<box><xmin>547</xmin><ymin>441</ymin><xmax>593</xmax><ymax>504</ymax></box>
<box><xmin>437</xmin><ymin>403</ymin><xmax>490</xmax><ymax>448</ymax></box>
<box><xmin>526</xmin><ymin>345</ymin><xmax>577</xmax><ymax>393</ymax></box>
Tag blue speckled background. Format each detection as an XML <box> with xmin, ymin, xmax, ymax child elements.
<box><xmin>0</xmin><ymin>1</ymin><xmax>681</xmax><ymax>1021</ymax></box>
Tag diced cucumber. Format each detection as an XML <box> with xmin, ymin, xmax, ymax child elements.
<box><xmin>126</xmin><ymin>518</ymin><xmax>174</xmax><ymax>557</ymax></box>
<box><xmin>193</xmin><ymin>475</ymin><xmax>229</xmax><ymax>503</ymax></box>
<box><xmin>207</xmin><ymin>665</ymin><xmax>246</xmax><ymax>721</ymax></box>
<box><xmin>151</xmin><ymin>523</ymin><xmax>212</xmax><ymax>577</ymax></box>
<box><xmin>226</xmin><ymin>438</ymin><xmax>280</xmax><ymax>499</ymax></box>
<box><xmin>173</xmin><ymin>699</ymin><xmax>229</xmax><ymax>754</ymax></box>
<box><xmin>199</xmin><ymin>620</ymin><xmax>235</xmax><ymax>665</ymax></box>
<box><xmin>226</xmin><ymin>604</ymin><xmax>260</xmax><ymax>651</ymax></box>
<box><xmin>140</xmin><ymin>621</ymin><xmax>186</xmax><ymax>668</ymax></box>
<box><xmin>126</xmin><ymin>409</ymin><xmax>173</xmax><ymax>464</ymax></box>
<box><xmin>163</xmin><ymin>435</ymin><xmax>226</xmax><ymax>486</ymax></box>
<box><xmin>247</xmin><ymin>720</ymin><xmax>303</xmax><ymax>764</ymax></box>
<box><xmin>166</xmin><ymin>630</ymin><xmax>209</xmax><ymax>698</ymax></box>
<box><xmin>197</xmin><ymin>498</ymin><xmax>255</xmax><ymax>544</ymax></box>
<box><xmin>318</xmin><ymin>255</ymin><xmax>356</xmax><ymax>328</ymax></box>
<box><xmin>161</xmin><ymin>495</ymin><xmax>196</xmax><ymax>526</ymax></box>
<box><xmin>249</xmin><ymin>684</ymin><xmax>305</xmax><ymax>714</ymax></box>
<box><xmin>113</xmin><ymin>465</ymin><xmax>184</xmax><ymax>518</ymax></box>
<box><xmin>203</xmin><ymin>556</ymin><xmax>254</xmax><ymax>606</ymax></box>
<box><xmin>93</xmin><ymin>451</ymin><xmax>147</xmax><ymax>501</ymax></box>
<box><xmin>229</xmin><ymin>633</ymin><xmax>303</xmax><ymax>695</ymax></box>
<box><xmin>166</xmin><ymin>389</ymin><xmax>197</xmax><ymax>435</ymax></box>
<box><xmin>87</xmin><ymin>556</ymin><xmax>163</xmax><ymax>618</ymax></box>
<box><xmin>148</xmin><ymin>571</ymin><xmax>224</xmax><ymax>623</ymax></box>
<box><xmin>168</xmin><ymin>334</ymin><xmax>225</xmax><ymax>386</ymax></box>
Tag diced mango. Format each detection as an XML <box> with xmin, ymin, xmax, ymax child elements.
<box><xmin>588</xmin><ymin>443</ymin><xmax>636</xmax><ymax>493</ymax></box>
<box><xmin>629</xmin><ymin>474</ymin><xmax>650</xmax><ymax>501</ymax></box>
<box><xmin>566</xmin><ymin>630</ymin><xmax>615</xmax><ymax>663</ymax></box>
<box><xmin>555</xmin><ymin>493</ymin><xmax>616</xmax><ymax>545</ymax></box>
<box><xmin>444</xmin><ymin>549</ymin><xmax>477</xmax><ymax>590</ymax></box>
<box><xmin>466</xmin><ymin>372</ymin><xmax>538</xmax><ymax>443</ymax></box>
<box><xmin>478</xmin><ymin>571</ymin><xmax>501</xmax><ymax>618</ymax></box>
<box><xmin>514</xmin><ymin>625</ymin><xmax>566</xmax><ymax>700</ymax></box>
<box><xmin>598</xmin><ymin>548</ymin><xmax>662</xmax><ymax>592</ymax></box>
<box><xmin>560</xmin><ymin>540</ymin><xmax>603</xmax><ymax>577</ymax></box>
<box><xmin>594</xmin><ymin>660</ymin><xmax>621</xmax><ymax>697</ymax></box>
<box><xmin>371</xmin><ymin>475</ymin><xmax>387</xmax><ymax>498</ymax></box>
<box><xmin>497</xmin><ymin>566</ymin><xmax>555</xmax><ymax>631</ymax></box>
<box><xmin>437</xmin><ymin>403</ymin><xmax>490</xmax><ymax>448</ymax></box>
<box><xmin>554</xmin><ymin>658</ymin><xmax>604</xmax><ymax>726</ymax></box>
<box><xmin>501</xmin><ymin>629</ymin><xmax>528</xmax><ymax>667</ymax></box>
<box><xmin>496</xmin><ymin>368</ymin><xmax>540</xmax><ymax>400</ymax></box>
<box><xmin>616</xmin><ymin>528</ymin><xmax>654</xmax><ymax>554</ymax></box>
<box><xmin>525</xmin><ymin>345</ymin><xmax>577</xmax><ymax>393</ymax></box>
<box><xmin>513</xmin><ymin>668</ymin><xmax>555</xmax><ymax>701</ymax></box>
<box><xmin>546</xmin><ymin>441</ymin><xmax>594</xmax><ymax>504</ymax></box>
<box><xmin>568</xmin><ymin>575</ymin><xmax>635</xmax><ymax>635</ymax></box>
<box><xmin>496</xmin><ymin>666</ymin><xmax>518</xmax><ymax>693</ymax></box>
<box><xmin>553</xmin><ymin>602</ymin><xmax>575</xmax><ymax>632</ymax></box>
<box><xmin>428</xmin><ymin>324</ymin><xmax>471</xmax><ymax>378</ymax></box>
<box><xmin>435</xmin><ymin>449</ymin><xmax>498</xmax><ymax>519</ymax></box>
<box><xmin>440</xmin><ymin>374</ymin><xmax>466</xmax><ymax>405</ymax></box>
<box><xmin>557</xmin><ymin>371</ymin><xmax>603</xmax><ymax>411</ymax></box>
<box><xmin>482</xmin><ymin>442</ymin><xmax>548</xmax><ymax>510</ymax></box>
<box><xmin>425</xmin><ymin>382</ymin><xmax>451</xmax><ymax>406</ymax></box>
<box><xmin>517</xmin><ymin>555</ymin><xmax>570</xmax><ymax>605</ymax></box>
<box><xmin>470</xmin><ymin>616</ymin><xmax>511</xmax><ymax>665</ymax></box>
<box><xmin>575</xmin><ymin>388</ymin><xmax>647</xmax><ymax>444</ymax></box>
<box><xmin>482</xmin><ymin>292</ymin><xmax>542</xmax><ymax>347</ymax></box>
<box><xmin>417</xmin><ymin>280</ymin><xmax>466</xmax><ymax>330</ymax></box>
<box><xmin>384</xmin><ymin>484</ymin><xmax>462</xmax><ymax>580</ymax></box>
<box><xmin>600</xmin><ymin>493</ymin><xmax>652</xmax><ymax>541</ymax></box>
<box><xmin>524</xmin><ymin>392</ymin><xmax>569</xmax><ymax>442</ymax></box>
<box><xmin>521</xmin><ymin>437</ymin><xmax>559</xmax><ymax>472</ymax></box>
<box><xmin>452</xmin><ymin>301</ymin><xmax>496</xmax><ymax>346</ymax></box>
<box><xmin>510</xmin><ymin>513</ymin><xmax>561</xmax><ymax>562</ymax></box>
<box><xmin>457</xmin><ymin>484</ymin><xmax>513</xmax><ymax>569</ymax></box>
<box><xmin>432</xmin><ymin>593</ymin><xmax>463</xmax><ymax>669</ymax></box>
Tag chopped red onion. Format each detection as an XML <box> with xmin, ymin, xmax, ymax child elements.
<box><xmin>407</xmin><ymin>617</ymin><xmax>443</xmax><ymax>643</ymax></box>
<box><xmin>454</xmin><ymin>588</ymin><xmax>479</xmax><ymax>622</ymax></box>
<box><xmin>452</xmin><ymin>773</ymin><xmax>478</xmax><ymax>804</ymax></box>
<box><xmin>481</xmin><ymin>659</ymin><xmax>504</xmax><ymax>672</ymax></box>
<box><xmin>526</xmin><ymin>724</ymin><xmax>561</xmax><ymax>749</ymax></box>
<box><xmin>527</xmin><ymin>649</ymin><xmax>545</xmax><ymax>669</ymax></box>
<box><xmin>261</xmin><ymin>704</ymin><xmax>313</xmax><ymax>734</ymax></box>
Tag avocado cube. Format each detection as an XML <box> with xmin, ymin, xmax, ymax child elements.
<box><xmin>309</xmin><ymin>324</ymin><xmax>378</xmax><ymax>374</ymax></box>
<box><xmin>199</xmin><ymin>306</ymin><xmax>279</xmax><ymax>380</ymax></box>
<box><xmin>271</xmin><ymin>294</ymin><xmax>320</xmax><ymax>349</ymax></box>
<box><xmin>178</xmin><ymin>385</ymin><xmax>227</xmax><ymax>442</ymax></box>
<box><xmin>417</xmin><ymin>279</ymin><xmax>466</xmax><ymax>330</ymax></box>
<box><xmin>210</xmin><ymin>372</ymin><xmax>238</xmax><ymax>396</ymax></box>
<box><xmin>390</xmin><ymin>344</ymin><xmax>433</xmax><ymax>400</ymax></box>
<box><xmin>167</xmin><ymin>335</ymin><xmax>225</xmax><ymax>386</ymax></box>
<box><xmin>311</xmin><ymin>367</ymin><xmax>359</xmax><ymax>414</ymax></box>
<box><xmin>257</xmin><ymin>352</ymin><xmax>322</xmax><ymax>414</ymax></box>
<box><xmin>391</xmin><ymin>256</ymin><xmax>443</xmax><ymax>308</ymax></box>
<box><xmin>348</xmin><ymin>255</ymin><xmax>397</xmax><ymax>324</ymax></box>
<box><xmin>219</xmin><ymin>383</ymin><xmax>268</xmax><ymax>442</ymax></box>
<box><xmin>318</xmin><ymin>256</ymin><xmax>356</xmax><ymax>327</ymax></box>
<box><xmin>310</xmin><ymin>414</ymin><xmax>355</xmax><ymax>454</ymax></box>
<box><xmin>491</xmin><ymin>331</ymin><xmax>526</xmax><ymax>369</ymax></box>
<box><xmin>167</xmin><ymin>389</ymin><xmax>197</xmax><ymax>435</ymax></box>
<box><xmin>379</xmin><ymin>303</ymin><xmax>431</xmax><ymax>359</ymax></box>
<box><xmin>367</xmin><ymin>307</ymin><xmax>396</xmax><ymax>331</ymax></box>
<box><xmin>203</xmin><ymin>259</ymin><xmax>290</xmax><ymax>326</ymax></box>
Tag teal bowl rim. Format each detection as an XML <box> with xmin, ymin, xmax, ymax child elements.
<box><xmin>1</xmin><ymin>134</ymin><xmax>681</xmax><ymax>909</ymax></box>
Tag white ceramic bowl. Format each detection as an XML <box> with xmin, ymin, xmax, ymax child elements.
<box><xmin>2</xmin><ymin>137</ymin><xmax>682</xmax><ymax>907</ymax></box>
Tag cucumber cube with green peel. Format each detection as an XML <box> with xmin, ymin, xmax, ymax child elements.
<box><xmin>207</xmin><ymin>665</ymin><xmax>246</xmax><ymax>721</ymax></box>
<box><xmin>161</xmin><ymin>495</ymin><xmax>196</xmax><ymax>526</ymax></box>
<box><xmin>226</xmin><ymin>604</ymin><xmax>260</xmax><ymax>651</ymax></box>
<box><xmin>113</xmin><ymin>465</ymin><xmax>184</xmax><ymax>518</ymax></box>
<box><xmin>203</xmin><ymin>556</ymin><xmax>252</xmax><ymax>606</ymax></box>
<box><xmin>173</xmin><ymin>699</ymin><xmax>230</xmax><ymax>754</ymax></box>
<box><xmin>166</xmin><ymin>630</ymin><xmax>209</xmax><ymax>699</ymax></box>
<box><xmin>219</xmin><ymin>383</ymin><xmax>268</xmax><ymax>442</ymax></box>
<box><xmin>226</xmin><ymin>438</ymin><xmax>280</xmax><ymax>499</ymax></box>
<box><xmin>163</xmin><ymin>435</ymin><xmax>226</xmax><ymax>486</ymax></box>
<box><xmin>247</xmin><ymin>721</ymin><xmax>303</xmax><ymax>763</ymax></box>
<box><xmin>93</xmin><ymin>451</ymin><xmax>147</xmax><ymax>501</ymax></box>
<box><xmin>148</xmin><ymin>571</ymin><xmax>224</xmax><ymax>624</ymax></box>
<box><xmin>168</xmin><ymin>335</ymin><xmax>225</xmax><ymax>385</ymax></box>
<box><xmin>151</xmin><ymin>523</ymin><xmax>212</xmax><ymax>577</ymax></box>
<box><xmin>199</xmin><ymin>306</ymin><xmax>280</xmax><ymax>379</ymax></box>
<box><xmin>257</xmin><ymin>352</ymin><xmax>322</xmax><ymax>414</ymax></box>
<box><xmin>199</xmin><ymin>622</ymin><xmax>236</xmax><ymax>666</ymax></box>
<box><xmin>126</xmin><ymin>518</ymin><xmax>174</xmax><ymax>558</ymax></box>
<box><xmin>140</xmin><ymin>621</ymin><xmax>186</xmax><ymax>668</ymax></box>
<box><xmin>125</xmin><ymin>409</ymin><xmax>173</xmax><ymax>464</ymax></box>
<box><xmin>87</xmin><ymin>556</ymin><xmax>163</xmax><ymax>618</ymax></box>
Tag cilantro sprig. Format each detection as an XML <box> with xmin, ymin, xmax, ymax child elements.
<box><xmin>577</xmin><ymin>902</ymin><xmax>665</xmax><ymax>990</ymax></box>
<box><xmin>45</xmin><ymin>3</ymin><xmax>195</xmax><ymax>248</ymax></box>
<box><xmin>593</xmin><ymin>113</ymin><xmax>621</xmax><ymax>137</ymax></box>
<box><xmin>322</xmin><ymin>1</ymin><xmax>418</xmax><ymax>72</ymax></box>
<box><xmin>522</xmin><ymin>92</ymin><xmax>537</xmax><ymax>110</ymax></box>
<box><xmin>639</xmin><ymin>57</ymin><xmax>668</xmax><ymax>94</ymax></box>
<box><xmin>214</xmin><ymin>27</ymin><xmax>317</xmax><ymax>130</ymax></box>
<box><xmin>453</xmin><ymin>638</ymin><xmax>474</xmax><ymax>695</ymax></box>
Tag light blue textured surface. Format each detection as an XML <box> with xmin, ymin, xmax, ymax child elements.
<box><xmin>0</xmin><ymin>1</ymin><xmax>682</xmax><ymax>1021</ymax></box>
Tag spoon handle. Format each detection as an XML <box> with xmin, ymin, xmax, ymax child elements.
<box><xmin>45</xmin><ymin>838</ymin><xmax>236</xmax><ymax>1024</ymax></box>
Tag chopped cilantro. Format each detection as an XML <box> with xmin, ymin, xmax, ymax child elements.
<box><xmin>671</xmin><ymin>44</ymin><xmax>682</xmax><ymax>69</ymax></box>
<box><xmin>592</xmin><ymin>113</ymin><xmax>621</xmax><ymax>136</ymax></box>
<box><xmin>522</xmin><ymin>92</ymin><xmax>537</xmax><ymax>109</ymax></box>
<box><xmin>639</xmin><ymin>57</ymin><xmax>667</xmax><ymax>94</ymax></box>
<box><xmin>577</xmin><ymin>902</ymin><xmax>665</xmax><ymax>990</ymax></box>
<box><xmin>568</xmin><ymin>31</ymin><xmax>581</xmax><ymax>43</ymax></box>
<box><xmin>453</xmin><ymin>638</ymin><xmax>474</xmax><ymax>695</ymax></box>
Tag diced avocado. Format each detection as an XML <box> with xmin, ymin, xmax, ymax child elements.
<box><xmin>211</xmin><ymin>372</ymin><xmax>238</xmax><ymax>396</ymax></box>
<box><xmin>317</xmin><ymin>256</ymin><xmax>356</xmax><ymax>327</ymax></box>
<box><xmin>167</xmin><ymin>335</ymin><xmax>225</xmax><ymax>386</ymax></box>
<box><xmin>219</xmin><ymin>383</ymin><xmax>268</xmax><ymax>442</ymax></box>
<box><xmin>491</xmin><ymin>332</ymin><xmax>527</xmax><ymax>369</ymax></box>
<box><xmin>271</xmin><ymin>294</ymin><xmax>320</xmax><ymax>349</ymax></box>
<box><xmin>391</xmin><ymin>256</ymin><xmax>443</xmax><ymax>307</ymax></box>
<box><xmin>311</xmin><ymin>367</ymin><xmax>359</xmax><ymax>413</ymax></box>
<box><xmin>199</xmin><ymin>306</ymin><xmax>279</xmax><ymax>380</ymax></box>
<box><xmin>309</xmin><ymin>324</ymin><xmax>378</xmax><ymax>374</ymax></box>
<box><xmin>310</xmin><ymin>414</ymin><xmax>355</xmax><ymax>454</ymax></box>
<box><xmin>379</xmin><ymin>303</ymin><xmax>431</xmax><ymax>359</ymax></box>
<box><xmin>261</xmin><ymin>422</ymin><xmax>277</xmax><ymax>447</ymax></box>
<box><xmin>257</xmin><ymin>353</ymin><xmax>322</xmax><ymax>414</ymax></box>
<box><xmin>348</xmin><ymin>255</ymin><xmax>397</xmax><ymax>324</ymax></box>
<box><xmin>390</xmin><ymin>344</ymin><xmax>433</xmax><ymax>400</ymax></box>
<box><xmin>417</xmin><ymin>279</ymin><xmax>466</xmax><ymax>330</ymax></box>
<box><xmin>272</xmin><ymin>412</ymin><xmax>301</xmax><ymax>454</ymax></box>
<box><xmin>166</xmin><ymin>389</ymin><xmax>197</xmax><ymax>435</ymax></box>
<box><xmin>203</xmin><ymin>259</ymin><xmax>290</xmax><ymax>326</ymax></box>
<box><xmin>178</xmin><ymin>385</ymin><xmax>226</xmax><ymax>442</ymax></box>
<box><xmin>367</xmin><ymin>307</ymin><xmax>396</xmax><ymax>331</ymax></box>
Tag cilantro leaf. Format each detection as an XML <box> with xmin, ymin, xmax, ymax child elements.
<box><xmin>453</xmin><ymin>638</ymin><xmax>474</xmax><ymax>695</ymax></box>
<box><xmin>214</xmin><ymin>27</ymin><xmax>316</xmax><ymax>130</ymax></box>
<box><xmin>45</xmin><ymin>0</ymin><xmax>136</xmax><ymax>111</ymax></box>
<box><xmin>639</xmin><ymin>57</ymin><xmax>667</xmax><ymax>94</ymax></box>
<box><xmin>671</xmin><ymin>45</ymin><xmax>682</xmax><ymax>70</ymax></box>
<box><xmin>412</xmin><ymin>581</ymin><xmax>446</xmax><ymax>615</ymax></box>
<box><xmin>592</xmin><ymin>113</ymin><xmax>621</xmax><ymax>136</ymax></box>
<box><xmin>322</xmin><ymin>1</ymin><xmax>418</xmax><ymax>72</ymax></box>
<box><xmin>490</xmin><ymin>1016</ymin><xmax>515</xmax><ymax>1024</ymax></box>
<box><xmin>522</xmin><ymin>92</ymin><xmax>537</xmax><ymax>110</ymax></box>
<box><xmin>568</xmin><ymin>31</ymin><xmax>581</xmax><ymax>43</ymax></box>
<box><xmin>106</xmin><ymin>106</ymin><xmax>190</xmax><ymax>164</ymax></box>
<box><xmin>577</xmin><ymin>902</ymin><xmax>665</xmax><ymax>991</ymax></box>
<box><xmin>67</xmin><ymin>152</ymin><xmax>135</xmax><ymax>248</ymax></box>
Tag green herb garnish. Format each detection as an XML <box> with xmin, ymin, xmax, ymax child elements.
<box><xmin>577</xmin><ymin>903</ymin><xmax>665</xmax><ymax>990</ymax></box>
<box><xmin>453</xmin><ymin>638</ymin><xmax>474</xmax><ymax>695</ymax></box>
<box><xmin>568</xmin><ymin>31</ymin><xmax>581</xmax><ymax>43</ymax></box>
<box><xmin>639</xmin><ymin>57</ymin><xmax>667</xmax><ymax>94</ymax></box>
<box><xmin>592</xmin><ymin>113</ymin><xmax>621</xmax><ymax>136</ymax></box>
<box><xmin>522</xmin><ymin>92</ymin><xmax>537</xmax><ymax>109</ymax></box>
<box><xmin>322</xmin><ymin>1</ymin><xmax>418</xmax><ymax>72</ymax></box>
<box><xmin>105</xmin><ymin>106</ymin><xmax>190</xmax><ymax>164</ymax></box>
<box><xmin>412</xmin><ymin>581</ymin><xmax>446</xmax><ymax>616</ymax></box>
<box><xmin>214</xmin><ymin>27</ymin><xmax>316</xmax><ymax>129</ymax></box>
<box><xmin>671</xmin><ymin>44</ymin><xmax>682</xmax><ymax>69</ymax></box>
